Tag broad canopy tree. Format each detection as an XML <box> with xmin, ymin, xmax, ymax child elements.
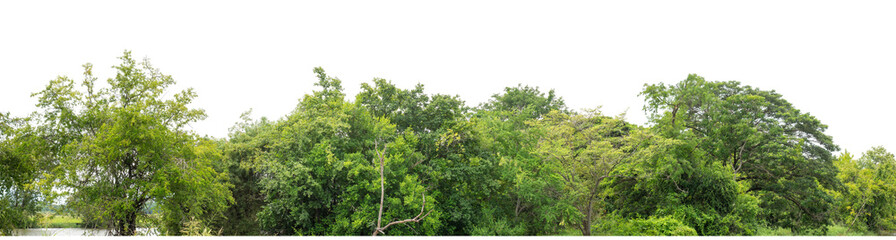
<box><xmin>640</xmin><ymin>74</ymin><xmax>840</xmax><ymax>233</ymax></box>
<box><xmin>32</xmin><ymin>51</ymin><xmax>232</xmax><ymax>235</ymax></box>
<box><xmin>530</xmin><ymin>109</ymin><xmax>668</xmax><ymax>235</ymax></box>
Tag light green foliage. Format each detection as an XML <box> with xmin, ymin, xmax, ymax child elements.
<box><xmin>593</xmin><ymin>214</ymin><xmax>697</xmax><ymax>236</ymax></box>
<box><xmin>830</xmin><ymin>148</ymin><xmax>896</xmax><ymax>234</ymax></box>
<box><xmin>31</xmin><ymin>51</ymin><xmax>232</xmax><ymax>235</ymax></box>
<box><xmin>468</xmin><ymin>85</ymin><xmax>570</xmax><ymax>235</ymax></box>
<box><xmin>0</xmin><ymin>113</ymin><xmax>45</xmax><ymax>235</ymax></box>
<box><xmin>641</xmin><ymin>74</ymin><xmax>839</xmax><ymax>234</ymax></box>
<box><xmin>480</xmin><ymin>84</ymin><xmax>566</xmax><ymax>119</ymax></box>
<box><xmin>530</xmin><ymin>109</ymin><xmax>665</xmax><ymax>235</ymax></box>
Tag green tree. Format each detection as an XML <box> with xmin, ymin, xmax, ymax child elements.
<box><xmin>530</xmin><ymin>109</ymin><xmax>669</xmax><ymax>235</ymax></box>
<box><xmin>466</xmin><ymin>85</ymin><xmax>570</xmax><ymax>235</ymax></box>
<box><xmin>0</xmin><ymin>113</ymin><xmax>47</xmax><ymax>235</ymax></box>
<box><xmin>479</xmin><ymin>84</ymin><xmax>566</xmax><ymax>119</ymax></box>
<box><xmin>32</xmin><ymin>51</ymin><xmax>233</xmax><ymax>235</ymax></box>
<box><xmin>358</xmin><ymin>78</ymin><xmax>491</xmax><ymax>235</ymax></box>
<box><xmin>215</xmin><ymin>111</ymin><xmax>274</xmax><ymax>235</ymax></box>
<box><xmin>831</xmin><ymin>148</ymin><xmax>896</xmax><ymax>234</ymax></box>
<box><xmin>604</xmin><ymin>140</ymin><xmax>762</xmax><ymax>235</ymax></box>
<box><xmin>255</xmin><ymin>68</ymin><xmax>440</xmax><ymax>235</ymax></box>
<box><xmin>641</xmin><ymin>74</ymin><xmax>839</xmax><ymax>234</ymax></box>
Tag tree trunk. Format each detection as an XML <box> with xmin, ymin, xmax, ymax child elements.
<box><xmin>580</xmin><ymin>199</ymin><xmax>593</xmax><ymax>236</ymax></box>
<box><xmin>115</xmin><ymin>209</ymin><xmax>138</xmax><ymax>236</ymax></box>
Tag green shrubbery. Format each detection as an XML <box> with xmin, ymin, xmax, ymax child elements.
<box><xmin>593</xmin><ymin>215</ymin><xmax>697</xmax><ymax>236</ymax></box>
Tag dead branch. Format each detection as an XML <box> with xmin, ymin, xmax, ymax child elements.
<box><xmin>372</xmin><ymin>141</ymin><xmax>433</xmax><ymax>236</ymax></box>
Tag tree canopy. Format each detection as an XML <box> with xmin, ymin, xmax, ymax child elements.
<box><xmin>29</xmin><ymin>51</ymin><xmax>232</xmax><ymax>235</ymax></box>
<box><xmin>2</xmin><ymin>53</ymin><xmax>893</xmax><ymax>236</ymax></box>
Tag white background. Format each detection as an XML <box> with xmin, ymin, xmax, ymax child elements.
<box><xmin>1</xmin><ymin>0</ymin><xmax>894</xmax><ymax>155</ymax></box>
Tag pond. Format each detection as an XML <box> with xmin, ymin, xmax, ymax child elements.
<box><xmin>13</xmin><ymin>228</ymin><xmax>158</xmax><ymax>236</ymax></box>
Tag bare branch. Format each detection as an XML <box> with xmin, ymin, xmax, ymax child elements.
<box><xmin>373</xmin><ymin>192</ymin><xmax>433</xmax><ymax>236</ymax></box>
<box><xmin>372</xmin><ymin>140</ymin><xmax>432</xmax><ymax>236</ymax></box>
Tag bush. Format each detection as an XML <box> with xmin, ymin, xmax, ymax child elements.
<box><xmin>469</xmin><ymin>208</ymin><xmax>526</xmax><ymax>236</ymax></box>
<box><xmin>593</xmin><ymin>215</ymin><xmax>697</xmax><ymax>236</ymax></box>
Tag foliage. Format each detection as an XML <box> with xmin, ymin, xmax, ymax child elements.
<box><xmin>254</xmin><ymin>68</ymin><xmax>440</xmax><ymax>235</ymax></box>
<box><xmin>529</xmin><ymin>109</ymin><xmax>667</xmax><ymax>235</ymax></box>
<box><xmin>36</xmin><ymin>213</ymin><xmax>82</xmax><ymax>228</ymax></box>
<box><xmin>214</xmin><ymin>110</ymin><xmax>273</xmax><ymax>235</ymax></box>
<box><xmin>468</xmin><ymin>85</ymin><xmax>571</xmax><ymax>235</ymax></box>
<box><xmin>31</xmin><ymin>51</ymin><xmax>232</xmax><ymax>235</ymax></box>
<box><xmin>641</xmin><ymin>74</ymin><xmax>839</xmax><ymax>234</ymax></box>
<box><xmin>593</xmin><ymin>214</ymin><xmax>697</xmax><ymax>236</ymax></box>
<box><xmin>8</xmin><ymin>56</ymin><xmax>894</xmax><ymax>237</ymax></box>
<box><xmin>0</xmin><ymin>113</ymin><xmax>47</xmax><ymax>235</ymax></box>
<box><xmin>829</xmin><ymin>148</ymin><xmax>896</xmax><ymax>234</ymax></box>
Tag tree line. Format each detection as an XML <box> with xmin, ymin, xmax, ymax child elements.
<box><xmin>1</xmin><ymin>51</ymin><xmax>894</xmax><ymax>236</ymax></box>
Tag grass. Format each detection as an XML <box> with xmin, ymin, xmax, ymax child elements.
<box><xmin>558</xmin><ymin>228</ymin><xmax>582</xmax><ymax>236</ymax></box>
<box><xmin>755</xmin><ymin>224</ymin><xmax>875</xmax><ymax>236</ymax></box>
<box><xmin>827</xmin><ymin>224</ymin><xmax>875</xmax><ymax>236</ymax></box>
<box><xmin>36</xmin><ymin>213</ymin><xmax>82</xmax><ymax>228</ymax></box>
<box><xmin>755</xmin><ymin>226</ymin><xmax>793</xmax><ymax>236</ymax></box>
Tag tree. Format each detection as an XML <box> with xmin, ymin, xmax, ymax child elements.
<box><xmin>465</xmin><ymin>85</ymin><xmax>570</xmax><ymax>235</ymax></box>
<box><xmin>641</xmin><ymin>74</ymin><xmax>839</xmax><ymax>233</ymax></box>
<box><xmin>256</xmin><ymin>68</ymin><xmax>440</xmax><ymax>235</ymax></box>
<box><xmin>832</xmin><ymin>147</ymin><xmax>896</xmax><ymax>234</ymax></box>
<box><xmin>530</xmin><ymin>109</ymin><xmax>667</xmax><ymax>235</ymax></box>
<box><xmin>371</xmin><ymin>141</ymin><xmax>434</xmax><ymax>236</ymax></box>
<box><xmin>479</xmin><ymin>84</ymin><xmax>566</xmax><ymax>120</ymax></box>
<box><xmin>32</xmin><ymin>51</ymin><xmax>232</xmax><ymax>235</ymax></box>
<box><xmin>215</xmin><ymin>111</ymin><xmax>274</xmax><ymax>235</ymax></box>
<box><xmin>358</xmin><ymin>78</ymin><xmax>484</xmax><ymax>235</ymax></box>
<box><xmin>603</xmin><ymin>138</ymin><xmax>762</xmax><ymax>235</ymax></box>
<box><xmin>0</xmin><ymin>113</ymin><xmax>47</xmax><ymax>235</ymax></box>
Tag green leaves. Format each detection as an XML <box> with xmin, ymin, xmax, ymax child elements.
<box><xmin>11</xmin><ymin>58</ymin><xmax>890</xmax><ymax>236</ymax></box>
<box><xmin>30</xmin><ymin>51</ymin><xmax>230</xmax><ymax>236</ymax></box>
<box><xmin>831</xmin><ymin>148</ymin><xmax>896</xmax><ymax>234</ymax></box>
<box><xmin>640</xmin><ymin>74</ymin><xmax>839</xmax><ymax>234</ymax></box>
<box><xmin>251</xmin><ymin>68</ymin><xmax>441</xmax><ymax>235</ymax></box>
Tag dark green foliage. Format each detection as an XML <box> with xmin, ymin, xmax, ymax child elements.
<box><xmin>641</xmin><ymin>74</ymin><xmax>839</xmax><ymax>234</ymax></box>
<box><xmin>215</xmin><ymin>112</ymin><xmax>273</xmax><ymax>235</ymax></box>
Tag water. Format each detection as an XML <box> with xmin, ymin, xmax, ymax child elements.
<box><xmin>13</xmin><ymin>228</ymin><xmax>158</xmax><ymax>236</ymax></box>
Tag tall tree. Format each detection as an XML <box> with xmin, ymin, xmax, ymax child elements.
<box><xmin>530</xmin><ymin>109</ymin><xmax>666</xmax><ymax>235</ymax></box>
<box><xmin>0</xmin><ymin>113</ymin><xmax>48</xmax><ymax>235</ymax></box>
<box><xmin>641</xmin><ymin>74</ymin><xmax>839</xmax><ymax>233</ymax></box>
<box><xmin>256</xmin><ymin>68</ymin><xmax>440</xmax><ymax>235</ymax></box>
<box><xmin>215</xmin><ymin>111</ymin><xmax>273</xmax><ymax>235</ymax></box>
<box><xmin>33</xmin><ymin>51</ymin><xmax>232</xmax><ymax>235</ymax></box>
<box><xmin>466</xmin><ymin>85</ymin><xmax>570</xmax><ymax>235</ymax></box>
